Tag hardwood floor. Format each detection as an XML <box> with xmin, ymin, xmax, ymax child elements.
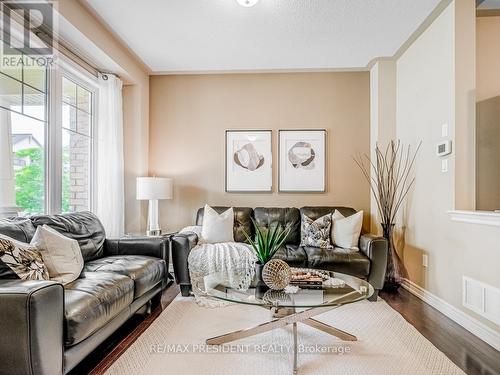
<box><xmin>70</xmin><ymin>285</ymin><xmax>500</xmax><ymax>375</ymax></box>
<box><xmin>380</xmin><ymin>288</ymin><xmax>500</xmax><ymax>375</ymax></box>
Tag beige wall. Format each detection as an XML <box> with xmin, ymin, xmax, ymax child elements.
<box><xmin>476</xmin><ymin>16</ymin><xmax>500</xmax><ymax>102</ymax></box>
<box><xmin>149</xmin><ymin>73</ymin><xmax>371</xmax><ymax>231</ymax></box>
<box><xmin>58</xmin><ymin>0</ymin><xmax>150</xmax><ymax>233</ymax></box>
<box><xmin>122</xmin><ymin>83</ymin><xmax>149</xmax><ymax>232</ymax></box>
<box><xmin>394</xmin><ymin>1</ymin><xmax>500</xmax><ymax>334</ymax></box>
<box><xmin>453</xmin><ymin>0</ymin><xmax>476</xmax><ymax>210</ymax></box>
<box><xmin>476</xmin><ymin>16</ymin><xmax>500</xmax><ymax>210</ymax></box>
<box><xmin>476</xmin><ymin>96</ymin><xmax>500</xmax><ymax>210</ymax></box>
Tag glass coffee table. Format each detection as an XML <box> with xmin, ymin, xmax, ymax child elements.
<box><xmin>197</xmin><ymin>269</ymin><xmax>374</xmax><ymax>374</ymax></box>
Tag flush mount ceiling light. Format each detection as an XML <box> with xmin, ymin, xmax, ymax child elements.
<box><xmin>236</xmin><ymin>0</ymin><xmax>259</xmax><ymax>7</ymax></box>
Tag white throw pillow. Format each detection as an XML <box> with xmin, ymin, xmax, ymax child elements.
<box><xmin>331</xmin><ymin>210</ymin><xmax>363</xmax><ymax>250</ymax></box>
<box><xmin>200</xmin><ymin>205</ymin><xmax>234</xmax><ymax>243</ymax></box>
<box><xmin>31</xmin><ymin>225</ymin><xmax>84</xmax><ymax>284</ymax></box>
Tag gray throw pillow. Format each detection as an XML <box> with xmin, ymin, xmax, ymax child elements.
<box><xmin>300</xmin><ymin>213</ymin><xmax>333</xmax><ymax>249</ymax></box>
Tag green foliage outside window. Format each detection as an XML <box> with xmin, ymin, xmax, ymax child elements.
<box><xmin>14</xmin><ymin>147</ymin><xmax>71</xmax><ymax>214</ymax></box>
<box><xmin>14</xmin><ymin>148</ymin><xmax>44</xmax><ymax>214</ymax></box>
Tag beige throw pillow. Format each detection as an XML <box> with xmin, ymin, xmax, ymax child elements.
<box><xmin>331</xmin><ymin>210</ymin><xmax>363</xmax><ymax>250</ymax></box>
<box><xmin>31</xmin><ymin>224</ymin><xmax>84</xmax><ymax>284</ymax></box>
<box><xmin>0</xmin><ymin>234</ymin><xmax>49</xmax><ymax>280</ymax></box>
<box><xmin>200</xmin><ymin>205</ymin><xmax>234</xmax><ymax>243</ymax></box>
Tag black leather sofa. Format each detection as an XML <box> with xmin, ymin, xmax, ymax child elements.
<box><xmin>172</xmin><ymin>206</ymin><xmax>388</xmax><ymax>301</ymax></box>
<box><xmin>0</xmin><ymin>211</ymin><xmax>169</xmax><ymax>375</ymax></box>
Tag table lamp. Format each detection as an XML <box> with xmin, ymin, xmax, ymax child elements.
<box><xmin>136</xmin><ymin>177</ymin><xmax>173</xmax><ymax>236</ymax></box>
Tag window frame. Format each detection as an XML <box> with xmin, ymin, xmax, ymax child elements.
<box><xmin>1</xmin><ymin>17</ymin><xmax>100</xmax><ymax>216</ymax></box>
<box><xmin>47</xmin><ymin>56</ymin><xmax>99</xmax><ymax>214</ymax></box>
<box><xmin>0</xmin><ymin>47</ymin><xmax>49</xmax><ymax>215</ymax></box>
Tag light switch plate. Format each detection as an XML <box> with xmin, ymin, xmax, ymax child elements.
<box><xmin>441</xmin><ymin>159</ymin><xmax>448</xmax><ymax>173</ymax></box>
<box><xmin>442</xmin><ymin>123</ymin><xmax>448</xmax><ymax>138</ymax></box>
<box><xmin>422</xmin><ymin>254</ymin><xmax>428</xmax><ymax>267</ymax></box>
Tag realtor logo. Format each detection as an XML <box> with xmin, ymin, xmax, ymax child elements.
<box><xmin>1</xmin><ymin>1</ymin><xmax>54</xmax><ymax>55</ymax></box>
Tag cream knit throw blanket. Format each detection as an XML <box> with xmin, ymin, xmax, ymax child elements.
<box><xmin>180</xmin><ymin>226</ymin><xmax>257</xmax><ymax>307</ymax></box>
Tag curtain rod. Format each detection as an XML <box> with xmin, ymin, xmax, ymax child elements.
<box><xmin>1</xmin><ymin>2</ymin><xmax>115</xmax><ymax>79</ymax></box>
<box><xmin>48</xmin><ymin>33</ymin><xmax>116</xmax><ymax>80</ymax></box>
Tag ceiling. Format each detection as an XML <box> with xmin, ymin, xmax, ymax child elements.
<box><xmin>84</xmin><ymin>0</ymin><xmax>441</xmax><ymax>74</ymax></box>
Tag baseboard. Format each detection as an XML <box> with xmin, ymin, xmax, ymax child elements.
<box><xmin>401</xmin><ymin>278</ymin><xmax>500</xmax><ymax>351</ymax></box>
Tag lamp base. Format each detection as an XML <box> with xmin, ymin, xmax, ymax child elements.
<box><xmin>146</xmin><ymin>229</ymin><xmax>162</xmax><ymax>236</ymax></box>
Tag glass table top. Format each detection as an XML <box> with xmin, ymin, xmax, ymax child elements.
<box><xmin>197</xmin><ymin>268</ymin><xmax>374</xmax><ymax>308</ymax></box>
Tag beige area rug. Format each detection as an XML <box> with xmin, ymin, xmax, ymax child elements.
<box><xmin>104</xmin><ymin>295</ymin><xmax>465</xmax><ymax>375</ymax></box>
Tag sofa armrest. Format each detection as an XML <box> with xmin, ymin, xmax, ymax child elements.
<box><xmin>104</xmin><ymin>236</ymin><xmax>169</xmax><ymax>262</ymax></box>
<box><xmin>171</xmin><ymin>232</ymin><xmax>198</xmax><ymax>294</ymax></box>
<box><xmin>0</xmin><ymin>280</ymin><xmax>64</xmax><ymax>375</ymax></box>
<box><xmin>359</xmin><ymin>234</ymin><xmax>388</xmax><ymax>291</ymax></box>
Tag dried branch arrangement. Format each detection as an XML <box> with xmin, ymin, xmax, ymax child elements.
<box><xmin>354</xmin><ymin>140</ymin><xmax>422</xmax><ymax>226</ymax></box>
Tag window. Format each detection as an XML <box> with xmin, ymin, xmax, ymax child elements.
<box><xmin>0</xmin><ymin>39</ymin><xmax>98</xmax><ymax>216</ymax></box>
<box><xmin>0</xmin><ymin>45</ymin><xmax>47</xmax><ymax>215</ymax></box>
<box><xmin>61</xmin><ymin>76</ymin><xmax>94</xmax><ymax>213</ymax></box>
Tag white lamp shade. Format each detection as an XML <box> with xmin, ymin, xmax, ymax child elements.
<box><xmin>136</xmin><ymin>177</ymin><xmax>173</xmax><ymax>200</ymax></box>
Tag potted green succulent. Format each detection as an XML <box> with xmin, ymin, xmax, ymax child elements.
<box><xmin>243</xmin><ymin>219</ymin><xmax>291</xmax><ymax>283</ymax></box>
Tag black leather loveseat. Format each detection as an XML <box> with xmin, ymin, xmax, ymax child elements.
<box><xmin>172</xmin><ymin>206</ymin><xmax>388</xmax><ymax>301</ymax></box>
<box><xmin>0</xmin><ymin>211</ymin><xmax>168</xmax><ymax>375</ymax></box>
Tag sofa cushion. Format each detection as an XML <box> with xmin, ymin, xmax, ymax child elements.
<box><xmin>254</xmin><ymin>207</ymin><xmax>301</xmax><ymax>245</ymax></box>
<box><xmin>273</xmin><ymin>245</ymin><xmax>307</xmax><ymax>267</ymax></box>
<box><xmin>302</xmin><ymin>246</ymin><xmax>370</xmax><ymax>277</ymax></box>
<box><xmin>196</xmin><ymin>206</ymin><xmax>253</xmax><ymax>243</ymax></box>
<box><xmin>0</xmin><ymin>218</ymin><xmax>37</xmax><ymax>243</ymax></box>
<box><xmin>31</xmin><ymin>211</ymin><xmax>106</xmax><ymax>261</ymax></box>
<box><xmin>83</xmin><ymin>255</ymin><xmax>166</xmax><ymax>298</ymax></box>
<box><xmin>64</xmin><ymin>271</ymin><xmax>134</xmax><ymax>346</ymax></box>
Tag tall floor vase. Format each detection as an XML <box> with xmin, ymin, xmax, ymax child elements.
<box><xmin>381</xmin><ymin>223</ymin><xmax>407</xmax><ymax>291</ymax></box>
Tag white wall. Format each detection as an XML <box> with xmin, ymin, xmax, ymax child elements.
<box><xmin>369</xmin><ymin>60</ymin><xmax>397</xmax><ymax>233</ymax></box>
<box><xmin>395</xmin><ymin>1</ymin><xmax>500</xmax><ymax>334</ymax></box>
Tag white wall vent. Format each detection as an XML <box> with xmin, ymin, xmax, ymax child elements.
<box><xmin>463</xmin><ymin>276</ymin><xmax>500</xmax><ymax>325</ymax></box>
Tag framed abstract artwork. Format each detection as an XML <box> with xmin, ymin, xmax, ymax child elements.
<box><xmin>225</xmin><ymin>130</ymin><xmax>272</xmax><ymax>192</ymax></box>
<box><xmin>278</xmin><ymin>129</ymin><xmax>326</xmax><ymax>192</ymax></box>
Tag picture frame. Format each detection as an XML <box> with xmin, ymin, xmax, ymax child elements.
<box><xmin>278</xmin><ymin>129</ymin><xmax>326</xmax><ymax>192</ymax></box>
<box><xmin>225</xmin><ymin>130</ymin><xmax>272</xmax><ymax>192</ymax></box>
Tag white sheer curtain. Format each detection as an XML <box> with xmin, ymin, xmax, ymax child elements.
<box><xmin>96</xmin><ymin>74</ymin><xmax>124</xmax><ymax>237</ymax></box>
<box><xmin>0</xmin><ymin>110</ymin><xmax>19</xmax><ymax>218</ymax></box>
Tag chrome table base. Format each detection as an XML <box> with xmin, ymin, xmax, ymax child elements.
<box><xmin>206</xmin><ymin>303</ymin><xmax>357</xmax><ymax>374</ymax></box>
